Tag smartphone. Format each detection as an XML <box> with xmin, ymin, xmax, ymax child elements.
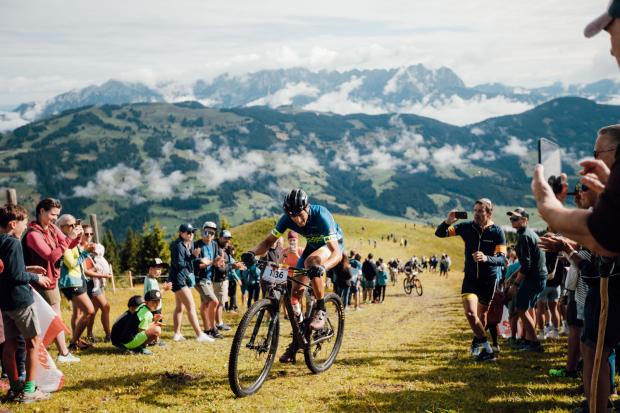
<box><xmin>538</xmin><ymin>138</ymin><xmax>561</xmax><ymax>181</ymax></box>
<box><xmin>455</xmin><ymin>211</ymin><xmax>468</xmax><ymax>219</ymax></box>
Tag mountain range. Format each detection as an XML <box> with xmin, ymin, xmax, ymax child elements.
<box><xmin>3</xmin><ymin>64</ymin><xmax>620</xmax><ymax>130</ymax></box>
<box><xmin>0</xmin><ymin>96</ymin><xmax>616</xmax><ymax>238</ymax></box>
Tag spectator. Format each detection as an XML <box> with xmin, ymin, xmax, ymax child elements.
<box><xmin>508</xmin><ymin>208</ymin><xmax>547</xmax><ymax>353</ymax></box>
<box><xmin>110</xmin><ymin>292</ymin><xmax>162</xmax><ymax>355</ymax></box>
<box><xmin>0</xmin><ymin>203</ymin><xmax>52</xmax><ymax>403</ymax></box>
<box><xmin>193</xmin><ymin>221</ymin><xmax>222</xmax><ymax>339</ymax></box>
<box><xmin>439</xmin><ymin>254</ymin><xmax>448</xmax><ymax>277</ymax></box>
<box><xmin>169</xmin><ymin>223</ymin><xmax>213</xmax><ymax>343</ymax></box>
<box><xmin>23</xmin><ymin>198</ymin><xmax>80</xmax><ymax>363</ymax></box>
<box><xmin>81</xmin><ymin>230</ymin><xmax>113</xmax><ymax>343</ymax></box>
<box><xmin>225</xmin><ymin>245</ymin><xmax>243</xmax><ymax>313</ymax></box>
<box><xmin>57</xmin><ymin>214</ymin><xmax>96</xmax><ymax>352</ymax></box>
<box><xmin>241</xmin><ymin>260</ymin><xmax>261</xmax><ymax>308</ymax></box>
<box><xmin>435</xmin><ymin>199</ymin><xmax>507</xmax><ymax>362</ymax></box>
<box><xmin>333</xmin><ymin>253</ymin><xmax>353</xmax><ymax>310</ymax></box>
<box><xmin>375</xmin><ymin>258</ymin><xmax>388</xmax><ymax>303</ymax></box>
<box><xmin>349</xmin><ymin>252</ymin><xmax>363</xmax><ymax>310</ymax></box>
<box><xmin>362</xmin><ymin>253</ymin><xmax>377</xmax><ymax>304</ymax></box>
<box><xmin>143</xmin><ymin>258</ymin><xmax>172</xmax><ymax>317</ymax></box>
<box><xmin>536</xmin><ymin>249</ymin><xmax>566</xmax><ymax>341</ymax></box>
<box><xmin>213</xmin><ymin>230</ymin><xmax>244</xmax><ymax>332</ymax></box>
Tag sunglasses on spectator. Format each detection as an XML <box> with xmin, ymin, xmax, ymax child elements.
<box><xmin>509</xmin><ymin>216</ymin><xmax>521</xmax><ymax>222</ymax></box>
<box><xmin>63</xmin><ymin>223</ymin><xmax>77</xmax><ymax>228</ymax></box>
<box><xmin>84</xmin><ymin>232</ymin><xmax>94</xmax><ymax>236</ymax></box>
<box><xmin>204</xmin><ymin>230</ymin><xmax>216</xmax><ymax>236</ymax></box>
<box><xmin>575</xmin><ymin>183</ymin><xmax>589</xmax><ymax>193</ymax></box>
<box><xmin>593</xmin><ymin>146</ymin><xmax>617</xmax><ymax>158</ymax></box>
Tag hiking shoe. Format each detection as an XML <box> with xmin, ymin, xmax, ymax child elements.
<box><xmin>470</xmin><ymin>338</ymin><xmax>481</xmax><ymax>357</ymax></box>
<box><xmin>134</xmin><ymin>347</ymin><xmax>154</xmax><ymax>355</ymax></box>
<box><xmin>2</xmin><ymin>388</ymin><xmax>23</xmax><ymax>403</ymax></box>
<box><xmin>77</xmin><ymin>338</ymin><xmax>94</xmax><ymax>350</ymax></box>
<box><xmin>57</xmin><ymin>352</ymin><xmax>80</xmax><ymax>363</ymax></box>
<box><xmin>19</xmin><ymin>388</ymin><xmax>50</xmax><ymax>403</ymax></box>
<box><xmin>549</xmin><ymin>368</ymin><xmax>579</xmax><ymax>378</ymax></box>
<box><xmin>491</xmin><ymin>344</ymin><xmax>501</xmax><ymax>354</ymax></box>
<box><xmin>172</xmin><ymin>333</ymin><xmax>186</xmax><ymax>342</ymax></box>
<box><xmin>216</xmin><ymin>323</ymin><xmax>232</xmax><ymax>331</ymax></box>
<box><xmin>309</xmin><ymin>310</ymin><xmax>327</xmax><ymax>330</ymax></box>
<box><xmin>545</xmin><ymin>328</ymin><xmax>560</xmax><ymax>340</ymax></box>
<box><xmin>520</xmin><ymin>341</ymin><xmax>544</xmax><ymax>353</ymax></box>
<box><xmin>508</xmin><ymin>338</ymin><xmax>525</xmax><ymax>349</ymax></box>
<box><xmin>207</xmin><ymin>329</ymin><xmax>224</xmax><ymax>339</ymax></box>
<box><xmin>196</xmin><ymin>333</ymin><xmax>215</xmax><ymax>343</ymax></box>
<box><xmin>103</xmin><ymin>335</ymin><xmax>111</xmax><ymax>343</ymax></box>
<box><xmin>475</xmin><ymin>349</ymin><xmax>497</xmax><ymax>362</ymax></box>
<box><xmin>279</xmin><ymin>341</ymin><xmax>298</xmax><ymax>364</ymax></box>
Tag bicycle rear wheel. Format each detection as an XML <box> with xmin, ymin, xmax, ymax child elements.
<box><xmin>403</xmin><ymin>277</ymin><xmax>412</xmax><ymax>295</ymax></box>
<box><xmin>228</xmin><ymin>299</ymin><xmax>279</xmax><ymax>397</ymax></box>
<box><xmin>414</xmin><ymin>278</ymin><xmax>423</xmax><ymax>296</ymax></box>
<box><xmin>304</xmin><ymin>293</ymin><xmax>345</xmax><ymax>374</ymax></box>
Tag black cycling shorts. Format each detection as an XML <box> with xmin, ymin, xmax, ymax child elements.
<box><xmin>461</xmin><ymin>275</ymin><xmax>498</xmax><ymax>307</ymax></box>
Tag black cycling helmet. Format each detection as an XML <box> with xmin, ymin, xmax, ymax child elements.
<box><xmin>283</xmin><ymin>188</ymin><xmax>309</xmax><ymax>216</ymax></box>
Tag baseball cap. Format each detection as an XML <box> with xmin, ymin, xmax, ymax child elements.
<box><xmin>144</xmin><ymin>289</ymin><xmax>162</xmax><ymax>302</ymax></box>
<box><xmin>148</xmin><ymin>257</ymin><xmax>169</xmax><ymax>269</ymax></box>
<box><xmin>287</xmin><ymin>230</ymin><xmax>299</xmax><ymax>240</ymax></box>
<box><xmin>584</xmin><ymin>0</ymin><xmax>620</xmax><ymax>38</ymax></box>
<box><xmin>221</xmin><ymin>230</ymin><xmax>232</xmax><ymax>238</ymax></box>
<box><xmin>179</xmin><ymin>223</ymin><xmax>196</xmax><ymax>233</ymax></box>
<box><xmin>506</xmin><ymin>207</ymin><xmax>529</xmax><ymax>219</ymax></box>
<box><xmin>128</xmin><ymin>295</ymin><xmax>144</xmax><ymax>308</ymax></box>
<box><xmin>202</xmin><ymin>221</ymin><xmax>217</xmax><ymax>230</ymax></box>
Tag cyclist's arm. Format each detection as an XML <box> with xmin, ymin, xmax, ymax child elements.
<box><xmin>321</xmin><ymin>239</ymin><xmax>342</xmax><ymax>271</ymax></box>
<box><xmin>250</xmin><ymin>233</ymin><xmax>279</xmax><ymax>257</ymax></box>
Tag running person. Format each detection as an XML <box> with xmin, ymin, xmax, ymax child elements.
<box><xmin>241</xmin><ymin>188</ymin><xmax>345</xmax><ymax>363</ymax></box>
<box><xmin>435</xmin><ymin>198</ymin><xmax>507</xmax><ymax>361</ymax></box>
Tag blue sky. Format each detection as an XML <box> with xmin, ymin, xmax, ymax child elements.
<box><xmin>0</xmin><ymin>0</ymin><xmax>617</xmax><ymax>108</ymax></box>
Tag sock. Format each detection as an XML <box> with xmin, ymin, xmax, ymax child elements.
<box><xmin>23</xmin><ymin>381</ymin><xmax>35</xmax><ymax>393</ymax></box>
<box><xmin>316</xmin><ymin>299</ymin><xmax>326</xmax><ymax>312</ymax></box>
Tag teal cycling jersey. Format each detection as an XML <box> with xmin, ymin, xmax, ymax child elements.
<box><xmin>272</xmin><ymin>204</ymin><xmax>343</xmax><ymax>250</ymax></box>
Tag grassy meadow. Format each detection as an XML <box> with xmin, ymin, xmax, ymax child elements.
<box><xmin>10</xmin><ymin>216</ymin><xmax>584</xmax><ymax>412</ymax></box>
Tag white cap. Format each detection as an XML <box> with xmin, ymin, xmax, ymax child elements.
<box><xmin>202</xmin><ymin>221</ymin><xmax>217</xmax><ymax>230</ymax></box>
<box><xmin>584</xmin><ymin>0</ymin><xmax>620</xmax><ymax>38</ymax></box>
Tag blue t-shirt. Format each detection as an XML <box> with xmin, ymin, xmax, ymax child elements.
<box><xmin>272</xmin><ymin>204</ymin><xmax>344</xmax><ymax>251</ymax></box>
<box><xmin>194</xmin><ymin>239</ymin><xmax>218</xmax><ymax>281</ymax></box>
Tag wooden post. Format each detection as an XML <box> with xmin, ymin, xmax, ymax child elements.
<box><xmin>128</xmin><ymin>270</ymin><xmax>134</xmax><ymax>289</ymax></box>
<box><xmin>6</xmin><ymin>188</ymin><xmax>17</xmax><ymax>205</ymax></box>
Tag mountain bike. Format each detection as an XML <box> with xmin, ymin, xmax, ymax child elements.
<box><xmin>403</xmin><ymin>269</ymin><xmax>423</xmax><ymax>296</ymax></box>
<box><xmin>228</xmin><ymin>260</ymin><xmax>345</xmax><ymax>397</ymax></box>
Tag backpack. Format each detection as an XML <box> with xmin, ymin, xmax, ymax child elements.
<box><xmin>110</xmin><ymin>310</ymin><xmax>140</xmax><ymax>347</ymax></box>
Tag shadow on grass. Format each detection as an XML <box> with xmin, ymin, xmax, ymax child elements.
<box><xmin>325</xmin><ymin>329</ymin><xmax>579</xmax><ymax>413</ymax></box>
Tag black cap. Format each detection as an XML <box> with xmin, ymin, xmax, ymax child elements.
<box><xmin>507</xmin><ymin>207</ymin><xmax>529</xmax><ymax>219</ymax></box>
<box><xmin>148</xmin><ymin>257</ymin><xmax>169</xmax><ymax>269</ymax></box>
<box><xmin>128</xmin><ymin>295</ymin><xmax>144</xmax><ymax>308</ymax></box>
<box><xmin>179</xmin><ymin>223</ymin><xmax>196</xmax><ymax>233</ymax></box>
<box><xmin>144</xmin><ymin>289</ymin><xmax>162</xmax><ymax>302</ymax></box>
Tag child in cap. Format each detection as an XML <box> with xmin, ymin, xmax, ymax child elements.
<box><xmin>144</xmin><ymin>258</ymin><xmax>171</xmax><ymax>315</ymax></box>
<box><xmin>110</xmin><ymin>292</ymin><xmax>162</xmax><ymax>355</ymax></box>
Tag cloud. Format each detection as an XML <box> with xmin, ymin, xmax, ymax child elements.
<box><xmin>502</xmin><ymin>136</ymin><xmax>530</xmax><ymax>158</ymax></box>
<box><xmin>247</xmin><ymin>82</ymin><xmax>320</xmax><ymax>107</ymax></box>
<box><xmin>73</xmin><ymin>164</ymin><xmax>142</xmax><ymax>198</ymax></box>
<box><xmin>198</xmin><ymin>146</ymin><xmax>266</xmax><ymax>189</ymax></box>
<box><xmin>303</xmin><ymin>76</ymin><xmax>384</xmax><ymax>114</ymax></box>
<box><xmin>143</xmin><ymin>160</ymin><xmax>187</xmax><ymax>198</ymax></box>
<box><xmin>272</xmin><ymin>149</ymin><xmax>321</xmax><ymax>175</ymax></box>
<box><xmin>432</xmin><ymin>144</ymin><xmax>467</xmax><ymax>166</ymax></box>
<box><xmin>399</xmin><ymin>94</ymin><xmax>534</xmax><ymax>126</ymax></box>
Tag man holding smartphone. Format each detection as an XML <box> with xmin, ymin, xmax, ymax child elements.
<box><xmin>435</xmin><ymin>198</ymin><xmax>507</xmax><ymax>362</ymax></box>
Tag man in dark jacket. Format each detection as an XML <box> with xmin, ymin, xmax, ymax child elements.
<box><xmin>0</xmin><ymin>204</ymin><xmax>52</xmax><ymax>403</ymax></box>
<box><xmin>509</xmin><ymin>208</ymin><xmax>547</xmax><ymax>353</ymax></box>
<box><xmin>361</xmin><ymin>254</ymin><xmax>377</xmax><ymax>304</ymax></box>
<box><xmin>435</xmin><ymin>198</ymin><xmax>506</xmax><ymax>362</ymax></box>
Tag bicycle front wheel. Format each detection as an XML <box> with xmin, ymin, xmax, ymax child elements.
<box><xmin>403</xmin><ymin>277</ymin><xmax>412</xmax><ymax>295</ymax></box>
<box><xmin>228</xmin><ymin>299</ymin><xmax>279</xmax><ymax>397</ymax></box>
<box><xmin>304</xmin><ymin>293</ymin><xmax>345</xmax><ymax>374</ymax></box>
<box><xmin>414</xmin><ymin>278</ymin><xmax>423</xmax><ymax>296</ymax></box>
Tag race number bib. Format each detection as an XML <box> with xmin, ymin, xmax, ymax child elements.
<box><xmin>261</xmin><ymin>266</ymin><xmax>288</xmax><ymax>284</ymax></box>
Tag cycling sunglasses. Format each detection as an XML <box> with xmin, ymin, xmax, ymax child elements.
<box><xmin>593</xmin><ymin>146</ymin><xmax>617</xmax><ymax>159</ymax></box>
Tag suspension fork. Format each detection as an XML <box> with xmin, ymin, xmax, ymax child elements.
<box><xmin>248</xmin><ymin>296</ymin><xmax>280</xmax><ymax>348</ymax></box>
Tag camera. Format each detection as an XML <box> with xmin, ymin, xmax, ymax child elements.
<box><xmin>547</xmin><ymin>175</ymin><xmax>564</xmax><ymax>194</ymax></box>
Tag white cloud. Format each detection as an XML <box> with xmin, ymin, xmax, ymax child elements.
<box><xmin>247</xmin><ymin>82</ymin><xmax>320</xmax><ymax>108</ymax></box>
<box><xmin>73</xmin><ymin>164</ymin><xmax>142</xmax><ymax>198</ymax></box>
<box><xmin>433</xmin><ymin>144</ymin><xmax>467</xmax><ymax>166</ymax></box>
<box><xmin>303</xmin><ymin>76</ymin><xmax>384</xmax><ymax>114</ymax></box>
<box><xmin>143</xmin><ymin>160</ymin><xmax>187</xmax><ymax>198</ymax></box>
<box><xmin>470</xmin><ymin>126</ymin><xmax>485</xmax><ymax>136</ymax></box>
<box><xmin>272</xmin><ymin>149</ymin><xmax>321</xmax><ymax>175</ymax></box>
<box><xmin>502</xmin><ymin>136</ymin><xmax>530</xmax><ymax>158</ymax></box>
<box><xmin>198</xmin><ymin>146</ymin><xmax>266</xmax><ymax>189</ymax></box>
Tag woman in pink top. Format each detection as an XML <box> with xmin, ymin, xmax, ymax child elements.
<box><xmin>23</xmin><ymin>198</ymin><xmax>82</xmax><ymax>363</ymax></box>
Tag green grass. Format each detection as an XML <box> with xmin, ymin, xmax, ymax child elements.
<box><xmin>11</xmin><ymin>217</ymin><xmax>583</xmax><ymax>412</ymax></box>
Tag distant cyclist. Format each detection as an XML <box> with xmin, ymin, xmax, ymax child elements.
<box><xmin>241</xmin><ymin>189</ymin><xmax>345</xmax><ymax>363</ymax></box>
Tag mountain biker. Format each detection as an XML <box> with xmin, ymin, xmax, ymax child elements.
<box><xmin>241</xmin><ymin>188</ymin><xmax>345</xmax><ymax>363</ymax></box>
